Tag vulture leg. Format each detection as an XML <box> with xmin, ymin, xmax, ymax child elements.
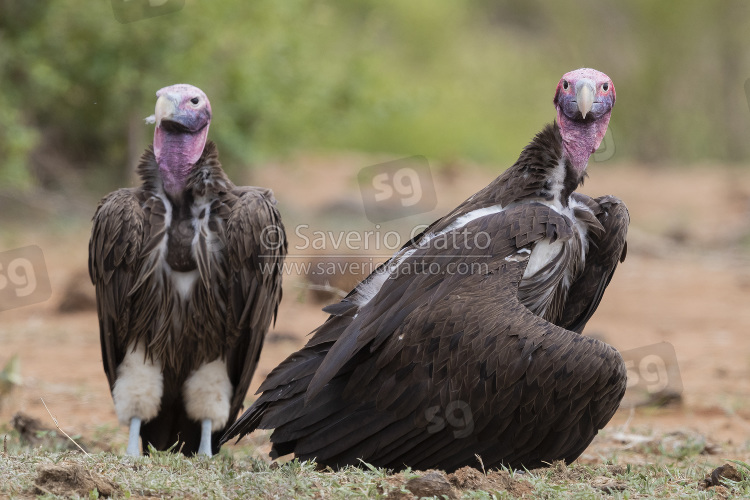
<box><xmin>126</xmin><ymin>417</ymin><xmax>142</xmax><ymax>456</ymax></box>
<box><xmin>183</xmin><ymin>359</ymin><xmax>233</xmax><ymax>457</ymax></box>
<box><xmin>198</xmin><ymin>419</ymin><xmax>213</xmax><ymax>457</ymax></box>
<box><xmin>112</xmin><ymin>343</ymin><xmax>164</xmax><ymax>457</ymax></box>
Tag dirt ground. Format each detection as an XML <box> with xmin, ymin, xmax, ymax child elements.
<box><xmin>1</xmin><ymin>156</ymin><xmax>750</xmax><ymax>463</ymax></box>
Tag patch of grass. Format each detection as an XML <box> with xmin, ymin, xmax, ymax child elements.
<box><xmin>2</xmin><ymin>430</ymin><xmax>750</xmax><ymax>499</ymax></box>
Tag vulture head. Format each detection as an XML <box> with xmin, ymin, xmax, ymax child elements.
<box><xmin>148</xmin><ymin>84</ymin><xmax>213</xmax><ymax>197</ymax></box>
<box><xmin>553</xmin><ymin>68</ymin><xmax>615</xmax><ymax>174</ymax></box>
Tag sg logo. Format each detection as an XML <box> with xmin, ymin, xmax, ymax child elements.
<box><xmin>592</xmin><ymin>126</ymin><xmax>616</xmax><ymax>162</ymax></box>
<box><xmin>425</xmin><ymin>400</ymin><xmax>474</xmax><ymax>439</ymax></box>
<box><xmin>620</xmin><ymin>342</ymin><xmax>682</xmax><ymax>407</ymax></box>
<box><xmin>372</xmin><ymin>168</ymin><xmax>423</xmax><ymax>208</ymax></box>
<box><xmin>0</xmin><ymin>246</ymin><xmax>52</xmax><ymax>312</ymax></box>
<box><xmin>359</xmin><ymin>156</ymin><xmax>437</xmax><ymax>223</ymax></box>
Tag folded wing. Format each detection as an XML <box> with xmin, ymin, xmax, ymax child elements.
<box><xmin>222</xmin><ymin>203</ymin><xmax>627</xmax><ymax>471</ymax></box>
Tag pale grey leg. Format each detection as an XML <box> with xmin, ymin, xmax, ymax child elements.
<box><xmin>197</xmin><ymin>418</ymin><xmax>213</xmax><ymax>457</ymax></box>
<box><xmin>126</xmin><ymin>417</ymin><xmax>142</xmax><ymax>456</ymax></box>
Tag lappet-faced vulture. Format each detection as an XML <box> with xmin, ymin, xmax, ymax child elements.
<box><xmin>89</xmin><ymin>84</ymin><xmax>286</xmax><ymax>456</ymax></box>
<box><xmin>222</xmin><ymin>69</ymin><xmax>628</xmax><ymax>472</ymax></box>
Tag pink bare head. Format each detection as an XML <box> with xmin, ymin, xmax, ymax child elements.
<box><xmin>553</xmin><ymin>68</ymin><xmax>615</xmax><ymax>173</ymax></box>
<box><xmin>149</xmin><ymin>84</ymin><xmax>212</xmax><ymax>196</ymax></box>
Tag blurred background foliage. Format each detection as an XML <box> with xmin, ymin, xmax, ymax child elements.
<box><xmin>0</xmin><ymin>0</ymin><xmax>749</xmax><ymax>192</ymax></box>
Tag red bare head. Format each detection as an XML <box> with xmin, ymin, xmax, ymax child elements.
<box><xmin>553</xmin><ymin>68</ymin><xmax>615</xmax><ymax>173</ymax></box>
<box><xmin>149</xmin><ymin>84</ymin><xmax>212</xmax><ymax>197</ymax></box>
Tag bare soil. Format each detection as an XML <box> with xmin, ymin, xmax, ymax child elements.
<box><xmin>2</xmin><ymin>157</ymin><xmax>750</xmax><ymax>465</ymax></box>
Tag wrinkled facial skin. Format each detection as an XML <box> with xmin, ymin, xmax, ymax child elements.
<box><xmin>553</xmin><ymin>68</ymin><xmax>615</xmax><ymax>122</ymax></box>
<box><xmin>552</xmin><ymin>68</ymin><xmax>615</xmax><ymax>174</ymax></box>
<box><xmin>151</xmin><ymin>84</ymin><xmax>213</xmax><ymax>197</ymax></box>
<box><xmin>154</xmin><ymin>84</ymin><xmax>212</xmax><ymax>133</ymax></box>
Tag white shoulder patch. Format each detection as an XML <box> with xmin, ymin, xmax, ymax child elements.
<box><xmin>354</xmin><ymin>204</ymin><xmax>506</xmax><ymax>308</ymax></box>
<box><xmin>421</xmin><ymin>204</ymin><xmax>504</xmax><ymax>246</ymax></box>
<box><xmin>353</xmin><ymin>248</ymin><xmax>415</xmax><ymax>307</ymax></box>
<box><xmin>449</xmin><ymin>205</ymin><xmax>505</xmax><ymax>232</ymax></box>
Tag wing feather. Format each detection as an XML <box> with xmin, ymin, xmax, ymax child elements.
<box><xmin>222</xmin><ymin>202</ymin><xmax>627</xmax><ymax>471</ymax></box>
<box><xmin>89</xmin><ymin>188</ymin><xmax>152</xmax><ymax>389</ymax></box>
<box><xmin>560</xmin><ymin>194</ymin><xmax>629</xmax><ymax>333</ymax></box>
<box><xmin>223</xmin><ymin>187</ymin><xmax>287</xmax><ymax>428</ymax></box>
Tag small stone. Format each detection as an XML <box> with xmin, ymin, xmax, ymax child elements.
<box><xmin>709</xmin><ymin>463</ymin><xmax>743</xmax><ymax>486</ymax></box>
<box><xmin>405</xmin><ymin>471</ymin><xmax>457</xmax><ymax>499</ymax></box>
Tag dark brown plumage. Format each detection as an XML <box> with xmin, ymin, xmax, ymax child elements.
<box><xmin>221</xmin><ymin>69</ymin><xmax>627</xmax><ymax>471</ymax></box>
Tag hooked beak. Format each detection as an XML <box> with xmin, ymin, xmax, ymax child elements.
<box><xmin>150</xmin><ymin>92</ymin><xmax>208</xmax><ymax>133</ymax></box>
<box><xmin>154</xmin><ymin>93</ymin><xmax>178</xmax><ymax>128</ymax></box>
<box><xmin>575</xmin><ymin>79</ymin><xmax>595</xmax><ymax>119</ymax></box>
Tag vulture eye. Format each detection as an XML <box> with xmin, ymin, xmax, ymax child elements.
<box><xmin>601</xmin><ymin>83</ymin><xmax>609</xmax><ymax>92</ymax></box>
<box><xmin>190</xmin><ymin>97</ymin><xmax>200</xmax><ymax>105</ymax></box>
<box><xmin>562</xmin><ymin>80</ymin><xmax>569</xmax><ymax>90</ymax></box>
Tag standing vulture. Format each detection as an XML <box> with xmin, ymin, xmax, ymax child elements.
<box><xmin>222</xmin><ymin>69</ymin><xmax>628</xmax><ymax>472</ymax></box>
<box><xmin>89</xmin><ymin>84</ymin><xmax>286</xmax><ymax>456</ymax></box>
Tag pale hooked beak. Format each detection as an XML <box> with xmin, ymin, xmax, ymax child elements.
<box><xmin>152</xmin><ymin>93</ymin><xmax>178</xmax><ymax>127</ymax></box>
<box><xmin>575</xmin><ymin>79</ymin><xmax>595</xmax><ymax>119</ymax></box>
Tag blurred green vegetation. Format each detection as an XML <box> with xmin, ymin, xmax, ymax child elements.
<box><xmin>0</xmin><ymin>0</ymin><xmax>748</xmax><ymax>191</ymax></box>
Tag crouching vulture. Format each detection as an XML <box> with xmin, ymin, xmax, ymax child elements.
<box><xmin>89</xmin><ymin>84</ymin><xmax>286</xmax><ymax>456</ymax></box>
<box><xmin>222</xmin><ymin>68</ymin><xmax>628</xmax><ymax>471</ymax></box>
